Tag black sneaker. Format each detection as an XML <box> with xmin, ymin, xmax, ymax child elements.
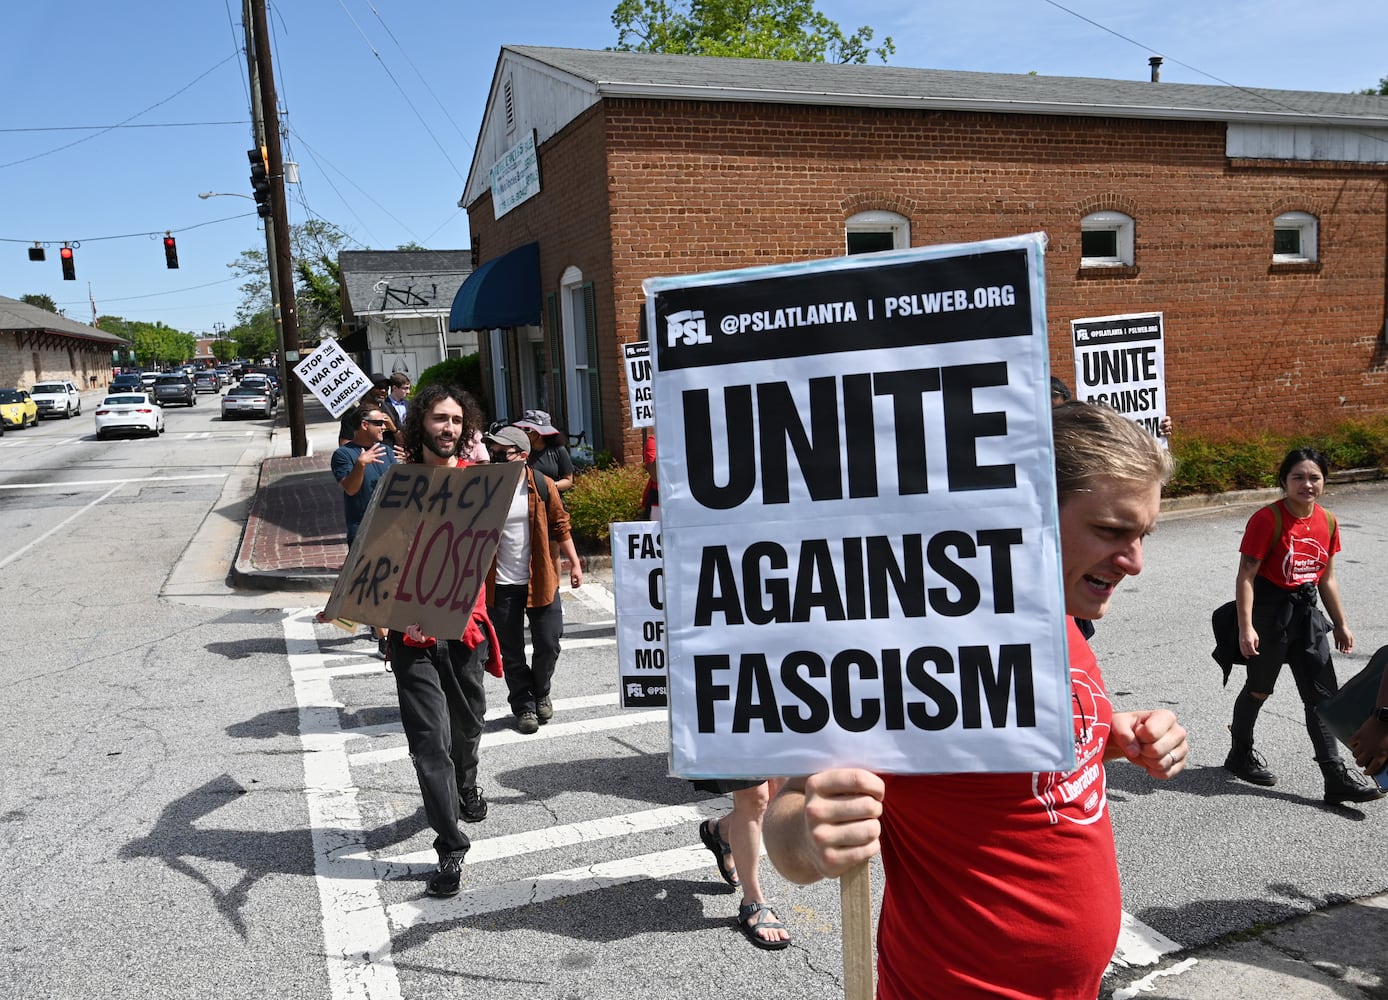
<box><xmin>536</xmin><ymin>696</ymin><xmax>553</xmax><ymax>723</ymax></box>
<box><xmin>1224</xmin><ymin>744</ymin><xmax>1277</xmax><ymax>786</ymax></box>
<box><xmin>426</xmin><ymin>855</ymin><xmax>463</xmax><ymax>897</ymax></box>
<box><xmin>377</xmin><ymin>636</ymin><xmax>389</xmax><ymax>660</ymax></box>
<box><xmin>1320</xmin><ymin>759</ymin><xmax>1387</xmax><ymax>806</ymax></box>
<box><xmin>460</xmin><ymin>786</ymin><xmax>488</xmax><ymax>823</ymax></box>
<box><xmin>517</xmin><ymin>711</ymin><xmax>539</xmax><ymax>735</ymax></box>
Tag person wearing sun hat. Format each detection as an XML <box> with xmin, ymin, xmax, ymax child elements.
<box><xmin>512</xmin><ymin>408</ymin><xmax>574</xmax><ymax>493</ymax></box>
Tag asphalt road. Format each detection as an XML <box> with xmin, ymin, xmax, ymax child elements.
<box><xmin>1</xmin><ymin>397</ymin><xmax>1385</xmax><ymax>1000</ymax></box>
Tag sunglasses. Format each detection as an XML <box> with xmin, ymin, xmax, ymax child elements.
<box><xmin>363</xmin><ymin>418</ymin><xmax>388</xmax><ymax>426</ymax></box>
<box><xmin>490</xmin><ymin>448</ymin><xmax>520</xmax><ymax>460</ymax></box>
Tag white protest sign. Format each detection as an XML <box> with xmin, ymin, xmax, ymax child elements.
<box><xmin>293</xmin><ymin>338</ymin><xmax>372</xmax><ymax>418</ymax></box>
<box><xmin>646</xmin><ymin>233</ymin><xmax>1071</xmax><ymax>779</ymax></box>
<box><xmin>323</xmin><ymin>462</ymin><xmax>522</xmax><ymax>636</ymax></box>
<box><xmin>1071</xmin><ymin>312</ymin><xmax>1167</xmax><ymax>441</ymax></box>
<box><xmin>610</xmin><ymin>522</ymin><xmax>668</xmax><ymax>707</ymax></box>
<box><xmin>624</xmin><ymin>341</ymin><xmax>654</xmax><ymax>428</ymax></box>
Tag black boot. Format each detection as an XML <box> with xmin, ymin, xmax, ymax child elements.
<box><xmin>1319</xmin><ymin>758</ymin><xmax>1386</xmax><ymax>806</ymax></box>
<box><xmin>1224</xmin><ymin>740</ymin><xmax>1277</xmax><ymax>786</ymax></box>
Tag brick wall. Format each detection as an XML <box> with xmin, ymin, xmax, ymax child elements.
<box><xmin>475</xmin><ymin>97</ymin><xmax>1388</xmax><ymax>465</ymax></box>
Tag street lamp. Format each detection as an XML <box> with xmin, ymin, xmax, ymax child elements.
<box><xmin>198</xmin><ymin>191</ymin><xmax>255</xmax><ymax>201</ymax></box>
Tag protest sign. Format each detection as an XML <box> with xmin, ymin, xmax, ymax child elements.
<box><xmin>323</xmin><ymin>462</ymin><xmax>522</xmax><ymax>636</ymax></box>
<box><xmin>292</xmin><ymin>338</ymin><xmax>372</xmax><ymax>418</ymax></box>
<box><xmin>646</xmin><ymin>233</ymin><xmax>1071</xmax><ymax>779</ymax></box>
<box><xmin>624</xmin><ymin>342</ymin><xmax>654</xmax><ymax>428</ymax></box>
<box><xmin>1070</xmin><ymin>312</ymin><xmax>1167</xmax><ymax>440</ymax></box>
<box><xmin>611</xmin><ymin>522</ymin><xmax>668</xmax><ymax>707</ymax></box>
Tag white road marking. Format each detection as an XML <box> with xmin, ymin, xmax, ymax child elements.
<box><xmin>1111</xmin><ymin>911</ymin><xmax>1182</xmax><ymax>968</ymax></box>
<box><xmin>0</xmin><ymin>473</ymin><xmax>226</xmax><ymax>490</ymax></box>
<box><xmin>284</xmin><ymin>610</ymin><xmax>403</xmax><ymax>1000</ymax></box>
<box><xmin>0</xmin><ymin>484</ymin><xmax>121</xmax><ymax>570</ymax></box>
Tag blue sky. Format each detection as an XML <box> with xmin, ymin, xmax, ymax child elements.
<box><xmin>4</xmin><ymin>0</ymin><xmax>1385</xmax><ymax>336</ymax></box>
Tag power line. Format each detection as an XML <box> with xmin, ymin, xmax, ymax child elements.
<box><xmin>363</xmin><ymin>0</ymin><xmax>474</xmax><ymax>152</ymax></box>
<box><xmin>0</xmin><ymin>53</ymin><xmax>243</xmax><ymax>170</ymax></box>
<box><xmin>0</xmin><ymin>121</ymin><xmax>250</xmax><ymax>133</ymax></box>
<box><xmin>0</xmin><ymin>212</ymin><xmax>257</xmax><ymax>246</ymax></box>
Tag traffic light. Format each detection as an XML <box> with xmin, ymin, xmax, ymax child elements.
<box><xmin>28</xmin><ymin>243</ymin><xmax>45</xmax><ymax>262</ymax></box>
<box><xmin>163</xmin><ymin>233</ymin><xmax>179</xmax><ymax>269</ymax></box>
<box><xmin>60</xmin><ymin>245</ymin><xmax>75</xmax><ymax>281</ymax></box>
<box><xmin>248</xmin><ymin>147</ymin><xmax>272</xmax><ymax>219</ymax></box>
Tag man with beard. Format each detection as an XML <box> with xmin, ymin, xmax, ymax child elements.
<box><xmin>389</xmin><ymin>384</ymin><xmax>500</xmax><ymax>897</ymax></box>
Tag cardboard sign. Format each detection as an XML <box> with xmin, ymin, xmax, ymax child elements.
<box><xmin>624</xmin><ymin>341</ymin><xmax>654</xmax><ymax>428</ymax></box>
<box><xmin>323</xmin><ymin>462</ymin><xmax>522</xmax><ymax>636</ymax></box>
<box><xmin>1070</xmin><ymin>312</ymin><xmax>1167</xmax><ymax>441</ymax></box>
<box><xmin>611</xmin><ymin>522</ymin><xmax>668</xmax><ymax>707</ymax></box>
<box><xmin>646</xmin><ymin>233</ymin><xmax>1071</xmax><ymax>779</ymax></box>
<box><xmin>293</xmin><ymin>338</ymin><xmax>371</xmax><ymax>418</ymax></box>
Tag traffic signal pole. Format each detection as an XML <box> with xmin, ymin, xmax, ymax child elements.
<box><xmin>244</xmin><ymin>0</ymin><xmax>306</xmax><ymax>457</ymax></box>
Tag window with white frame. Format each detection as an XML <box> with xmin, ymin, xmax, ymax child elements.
<box><xmin>559</xmin><ymin>266</ymin><xmax>595</xmax><ymax>443</ymax></box>
<box><xmin>846</xmin><ymin>210</ymin><xmax>910</xmax><ymax>255</ymax></box>
<box><xmin>1080</xmin><ymin>211</ymin><xmax>1134</xmax><ymax>267</ymax></box>
<box><xmin>1273</xmin><ymin>211</ymin><xmax>1317</xmax><ymax>262</ymax></box>
<box><xmin>488</xmin><ymin>328</ymin><xmax>510</xmax><ymax>421</ymax></box>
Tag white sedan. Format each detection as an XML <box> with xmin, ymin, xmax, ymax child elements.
<box><xmin>94</xmin><ymin>392</ymin><xmax>165</xmax><ymax>440</ymax></box>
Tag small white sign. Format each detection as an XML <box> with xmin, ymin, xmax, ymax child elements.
<box><xmin>292</xmin><ymin>338</ymin><xmax>371</xmax><ymax>418</ymax></box>
<box><xmin>490</xmin><ymin>131</ymin><xmax>540</xmax><ymax>220</ymax></box>
<box><xmin>623</xmin><ymin>341</ymin><xmax>653</xmax><ymax>428</ymax></box>
<box><xmin>1070</xmin><ymin>312</ymin><xmax>1167</xmax><ymax>441</ymax></box>
<box><xmin>611</xmin><ymin>522</ymin><xmax>668</xmax><ymax>707</ymax></box>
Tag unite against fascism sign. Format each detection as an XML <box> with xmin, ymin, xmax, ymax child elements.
<box><xmin>323</xmin><ymin>463</ymin><xmax>522</xmax><ymax>637</ymax></box>
<box><xmin>1070</xmin><ymin>312</ymin><xmax>1167</xmax><ymax>440</ymax></box>
<box><xmin>611</xmin><ymin>522</ymin><xmax>668</xmax><ymax>707</ymax></box>
<box><xmin>646</xmin><ymin>233</ymin><xmax>1073</xmax><ymax>778</ymax></box>
<box><xmin>624</xmin><ymin>342</ymin><xmax>654</xmax><ymax>429</ymax></box>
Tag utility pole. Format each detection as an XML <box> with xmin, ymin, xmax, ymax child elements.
<box><xmin>244</xmin><ymin>0</ymin><xmax>307</xmax><ymax>456</ymax></box>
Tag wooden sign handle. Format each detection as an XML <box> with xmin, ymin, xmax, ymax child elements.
<box><xmin>840</xmin><ymin>860</ymin><xmax>875</xmax><ymax>1000</ymax></box>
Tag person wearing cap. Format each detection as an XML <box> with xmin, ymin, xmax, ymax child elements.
<box><xmin>338</xmin><ymin>373</ymin><xmax>399</xmax><ymax>447</ymax></box>
<box><xmin>512</xmin><ymin>408</ymin><xmax>574</xmax><ymax>493</ymax></box>
<box><xmin>483</xmin><ymin>425</ymin><xmax>584</xmax><ymax>734</ymax></box>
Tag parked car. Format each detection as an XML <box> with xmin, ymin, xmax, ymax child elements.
<box><xmin>192</xmin><ymin>371</ymin><xmax>222</xmax><ymax>394</ymax></box>
<box><xmin>94</xmin><ymin>392</ymin><xmax>164</xmax><ymax>440</ymax></box>
<box><xmin>221</xmin><ymin>385</ymin><xmax>275</xmax><ymax>420</ymax></box>
<box><xmin>151</xmin><ymin>373</ymin><xmax>197</xmax><ymax>407</ymax></box>
<box><xmin>214</xmin><ymin>368</ymin><xmax>234</xmax><ymax>386</ymax></box>
<box><xmin>30</xmin><ymin>379</ymin><xmax>82</xmax><ymax>419</ymax></box>
<box><xmin>0</xmin><ymin>388</ymin><xmax>39</xmax><ymax>430</ymax></box>
<box><xmin>110</xmin><ymin>373</ymin><xmax>143</xmax><ymax>394</ymax></box>
<box><xmin>239</xmin><ymin>373</ymin><xmax>278</xmax><ymax>406</ymax></box>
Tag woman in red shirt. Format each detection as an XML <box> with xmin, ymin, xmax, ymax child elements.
<box><xmin>1223</xmin><ymin>447</ymin><xmax>1383</xmax><ymax>805</ymax></box>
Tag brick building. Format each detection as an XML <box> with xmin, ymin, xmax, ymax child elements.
<box><xmin>452</xmin><ymin>46</ymin><xmax>1388</xmax><ymax>465</ymax></box>
<box><xmin>0</xmin><ymin>295</ymin><xmax>130</xmax><ymax>390</ymax></box>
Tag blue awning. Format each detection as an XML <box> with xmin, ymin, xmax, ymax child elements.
<box><xmin>448</xmin><ymin>242</ymin><xmax>541</xmax><ymax>331</ymax></box>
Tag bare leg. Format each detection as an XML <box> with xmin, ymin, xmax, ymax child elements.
<box><xmin>724</xmin><ymin>782</ymin><xmax>789</xmax><ymax>946</ymax></box>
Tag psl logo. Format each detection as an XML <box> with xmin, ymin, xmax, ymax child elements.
<box><xmin>665</xmin><ymin>309</ymin><xmax>710</xmax><ymax>346</ymax></box>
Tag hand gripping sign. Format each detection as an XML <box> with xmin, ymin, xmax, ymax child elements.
<box><xmin>323</xmin><ymin>462</ymin><xmax>522</xmax><ymax>636</ymax></box>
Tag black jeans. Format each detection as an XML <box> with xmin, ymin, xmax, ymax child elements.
<box><xmin>389</xmin><ymin>635</ymin><xmax>486</xmax><ymax>860</ymax></box>
<box><xmin>491</xmin><ymin>584</ymin><xmax>563</xmax><ymax>716</ymax></box>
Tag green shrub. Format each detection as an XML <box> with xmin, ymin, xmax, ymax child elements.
<box><xmin>565</xmin><ymin>462</ymin><xmax>648</xmax><ymax>549</ymax></box>
<box><xmin>415</xmin><ymin>354</ymin><xmax>489</xmax><ymax>416</ymax></box>
<box><xmin>1166</xmin><ymin>417</ymin><xmax>1388</xmax><ymax>498</ymax></box>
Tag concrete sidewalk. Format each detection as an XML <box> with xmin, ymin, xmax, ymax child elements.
<box><xmin>227</xmin><ymin>412</ymin><xmax>1388</xmax><ymax>998</ymax></box>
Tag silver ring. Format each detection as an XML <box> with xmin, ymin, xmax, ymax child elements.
<box><xmin>1167</xmin><ymin>751</ymin><xmax>1177</xmax><ymax>766</ymax></box>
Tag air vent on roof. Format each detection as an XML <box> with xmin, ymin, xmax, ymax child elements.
<box><xmin>505</xmin><ymin>78</ymin><xmax>515</xmax><ymax>131</ymax></box>
<box><xmin>1149</xmin><ymin>56</ymin><xmax>1163</xmax><ymax>82</ymax></box>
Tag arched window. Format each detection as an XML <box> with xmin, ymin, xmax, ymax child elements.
<box><xmin>1080</xmin><ymin>211</ymin><xmax>1134</xmax><ymax>267</ymax></box>
<box><xmin>846</xmin><ymin>210</ymin><xmax>909</xmax><ymax>255</ymax></box>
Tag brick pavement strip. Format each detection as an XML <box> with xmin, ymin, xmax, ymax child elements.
<box><xmin>245</xmin><ymin>456</ymin><xmax>347</xmax><ymax>573</ymax></box>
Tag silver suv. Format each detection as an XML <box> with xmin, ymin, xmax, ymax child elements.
<box><xmin>30</xmin><ymin>380</ymin><xmax>82</xmax><ymax>419</ymax></box>
<box><xmin>152</xmin><ymin>373</ymin><xmax>197</xmax><ymax>407</ymax></box>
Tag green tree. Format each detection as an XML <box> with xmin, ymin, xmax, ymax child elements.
<box><xmin>1359</xmin><ymin>75</ymin><xmax>1388</xmax><ymax>95</ymax></box>
<box><xmin>612</xmin><ymin>0</ymin><xmax>893</xmax><ymax>63</ymax></box>
<box><xmin>130</xmin><ymin>321</ymin><xmax>195</xmax><ymax>369</ymax></box>
<box><xmin>229</xmin><ymin>218</ymin><xmax>355</xmax><ymax>333</ymax></box>
<box><xmin>211</xmin><ymin>340</ymin><xmax>238</xmax><ymax>363</ymax></box>
<box><xmin>20</xmin><ymin>293</ymin><xmax>58</xmax><ymax>313</ymax></box>
<box><xmin>229</xmin><ymin>311</ymin><xmax>277</xmax><ymax>362</ymax></box>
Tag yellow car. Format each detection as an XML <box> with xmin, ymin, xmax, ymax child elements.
<box><xmin>0</xmin><ymin>388</ymin><xmax>39</xmax><ymax>431</ymax></box>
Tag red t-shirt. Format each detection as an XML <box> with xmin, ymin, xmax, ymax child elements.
<box><xmin>1239</xmin><ymin>500</ymin><xmax>1339</xmax><ymax>590</ymax></box>
<box><xmin>642</xmin><ymin>434</ymin><xmax>658</xmax><ymax>510</ymax></box>
<box><xmin>876</xmin><ymin>619</ymin><xmax>1121</xmax><ymax>999</ymax></box>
